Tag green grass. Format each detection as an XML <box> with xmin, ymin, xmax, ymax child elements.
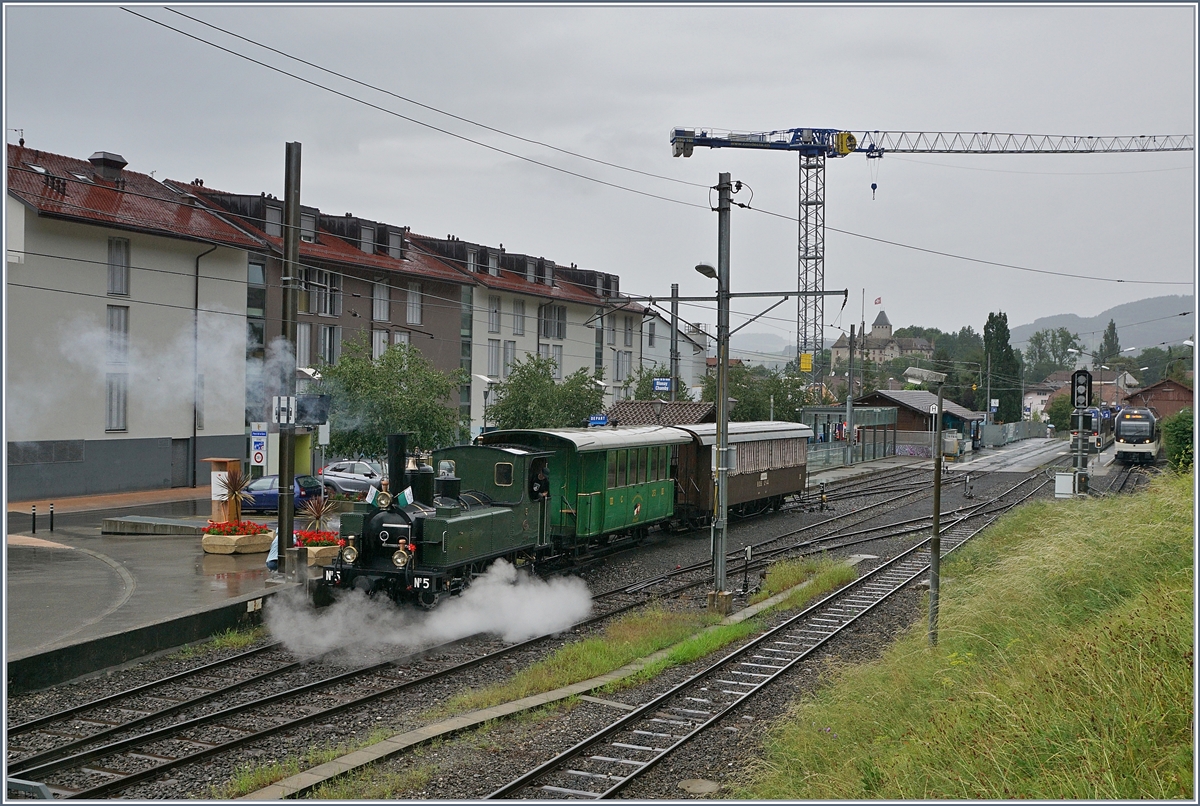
<box><xmin>210</xmin><ymin>727</ymin><xmax>393</xmax><ymax>798</ymax></box>
<box><xmin>752</xmin><ymin>555</ymin><xmax>859</xmax><ymax>609</ymax></box>
<box><xmin>170</xmin><ymin>626</ymin><xmax>263</xmax><ymax>659</ymax></box>
<box><xmin>431</xmin><ymin>607</ymin><xmax>712</xmax><ymax>715</ymax></box>
<box><xmin>738</xmin><ymin>470</ymin><xmax>1194</xmax><ymax>800</ymax></box>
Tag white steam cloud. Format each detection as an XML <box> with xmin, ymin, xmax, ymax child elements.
<box><xmin>265</xmin><ymin>560</ymin><xmax>593</xmax><ymax>663</ymax></box>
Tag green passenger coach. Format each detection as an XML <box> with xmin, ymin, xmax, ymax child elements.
<box><xmin>476</xmin><ymin>426</ymin><xmax>693</xmax><ymax>548</ymax></box>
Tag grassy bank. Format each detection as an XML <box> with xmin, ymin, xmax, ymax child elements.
<box><xmin>741</xmin><ymin>471</ymin><xmax>1194</xmax><ymax>800</ymax></box>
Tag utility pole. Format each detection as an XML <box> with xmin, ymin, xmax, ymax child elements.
<box><xmin>670</xmin><ymin>283</ymin><xmax>680</xmax><ymax>402</ymax></box>
<box><xmin>279</xmin><ymin>142</ymin><xmax>301</xmax><ymax>568</ymax></box>
<box><xmin>845</xmin><ymin>325</ymin><xmax>855</xmax><ymax>466</ymax></box>
<box><xmin>710</xmin><ymin>172</ymin><xmax>732</xmax><ymax>613</ymax></box>
<box><xmin>930</xmin><ymin>380</ymin><xmax>944</xmax><ymax>646</ymax></box>
<box><xmin>986</xmin><ymin>353</ymin><xmax>992</xmax><ymax>426</ymax></box>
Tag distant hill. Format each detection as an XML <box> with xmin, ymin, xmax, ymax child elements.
<box><xmin>730</xmin><ymin>295</ymin><xmax>1195</xmax><ymax>366</ymax></box>
<box><xmin>1009</xmin><ymin>295</ymin><xmax>1194</xmax><ymax>355</ymax></box>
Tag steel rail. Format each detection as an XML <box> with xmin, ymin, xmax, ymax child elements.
<box><xmin>487</xmin><ymin>475</ymin><xmax>1048</xmax><ymax>799</ymax></box>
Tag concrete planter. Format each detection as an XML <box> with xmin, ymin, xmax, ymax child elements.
<box><xmin>305</xmin><ymin>544</ymin><xmax>341</xmax><ymax>565</ymax></box>
<box><xmin>201</xmin><ymin>530</ymin><xmax>275</xmax><ymax>555</ymax></box>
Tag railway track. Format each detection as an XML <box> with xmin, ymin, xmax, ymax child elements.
<box><xmin>486</xmin><ymin>474</ymin><xmax>1048</xmax><ymax>799</ymax></box>
<box><xmin>4</xmin><ymin>464</ymin><xmax>1030</xmax><ymax>799</ymax></box>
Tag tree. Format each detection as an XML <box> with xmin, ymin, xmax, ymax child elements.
<box><xmin>488</xmin><ymin>354</ymin><xmax>606</xmax><ymax>430</ymax></box>
<box><xmin>1025</xmin><ymin>327</ymin><xmax>1083</xmax><ymax>382</ymax></box>
<box><xmin>984</xmin><ymin>311</ymin><xmax>1022</xmax><ymax>423</ymax></box>
<box><xmin>314</xmin><ymin>337</ymin><xmax>467</xmax><ymax>457</ymax></box>
<box><xmin>622</xmin><ymin>363</ymin><xmax>694</xmax><ymax>401</ymax></box>
<box><xmin>1161</xmin><ymin>407</ymin><xmax>1194</xmax><ymax>471</ymax></box>
<box><xmin>1044</xmin><ymin>394</ymin><xmax>1074</xmax><ymax>433</ymax></box>
<box><xmin>1095</xmin><ymin>319</ymin><xmax>1121</xmax><ymax>368</ymax></box>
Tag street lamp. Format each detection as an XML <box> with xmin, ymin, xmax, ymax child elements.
<box><xmin>904</xmin><ymin>365</ymin><xmax>947</xmax><ymax>647</ymax></box>
<box><xmin>651</xmin><ymin>398</ymin><xmax>665</xmax><ymax>424</ymax></box>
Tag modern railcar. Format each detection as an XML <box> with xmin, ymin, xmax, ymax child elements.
<box><xmin>1113</xmin><ymin>407</ymin><xmax>1161</xmax><ymax>464</ymax></box>
<box><xmin>1070</xmin><ymin>406</ymin><xmax>1114</xmax><ymax>453</ymax></box>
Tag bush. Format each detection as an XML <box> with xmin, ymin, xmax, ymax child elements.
<box><xmin>1161</xmin><ymin>407</ymin><xmax>1194</xmax><ymax>471</ymax></box>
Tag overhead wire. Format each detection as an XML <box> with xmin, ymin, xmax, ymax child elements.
<box><xmin>163</xmin><ymin>7</ymin><xmax>710</xmax><ymax>191</ymax></box>
<box><xmin>119</xmin><ymin>11</ymin><xmax>1192</xmax><ymax>291</ymax></box>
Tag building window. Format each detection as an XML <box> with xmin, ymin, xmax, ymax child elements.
<box><xmin>318</xmin><ymin>324</ymin><xmax>341</xmax><ymax>364</ymax></box>
<box><xmin>624</xmin><ymin>315</ymin><xmax>634</xmax><ymax>347</ymax></box>
<box><xmin>540</xmin><ymin>304</ymin><xmax>567</xmax><ymax>340</ymax></box>
<box><xmin>372</xmin><ymin>281</ymin><xmax>390</xmax><ymax>321</ymax></box>
<box><xmin>526</xmin><ymin>259</ymin><xmax>535</xmax><ymax>283</ymax></box>
<box><xmin>388</xmin><ymin>230</ymin><xmax>404</xmax><ymax>259</ymax></box>
<box><xmin>300</xmin><ymin>213</ymin><xmax>317</xmax><ymax>243</ymax></box>
<box><xmin>648</xmin><ymin>321</ymin><xmax>656</xmax><ymax>347</ymax></box>
<box><xmin>512</xmin><ymin>299</ymin><xmax>525</xmax><ymax>336</ymax></box>
<box><xmin>196</xmin><ymin>373</ymin><xmax>205</xmax><ymax>430</ymax></box>
<box><xmin>605</xmin><ymin>314</ymin><xmax>615</xmax><ymax>345</ymax></box>
<box><xmin>488</xmin><ymin>338</ymin><xmax>501</xmax><ymax>377</ymax></box>
<box><xmin>407</xmin><ymin>282</ymin><xmax>422</xmax><ymax>325</ymax></box>
<box><xmin>361</xmin><ymin>225</ymin><xmax>375</xmax><ymax>254</ymax></box>
<box><xmin>488</xmin><ymin>252</ymin><xmax>499</xmax><ymax>276</ymax></box>
<box><xmin>265</xmin><ymin>205</ymin><xmax>282</xmax><ymax>237</ymax></box>
<box><xmin>248</xmin><ymin>320</ymin><xmax>265</xmax><ymax>361</ymax></box>
<box><xmin>503</xmin><ymin>340</ymin><xmax>516</xmax><ymax>378</ymax></box>
<box><xmin>105</xmin><ymin>373</ymin><xmax>127</xmax><ymax>431</ymax></box>
<box><xmin>615</xmin><ymin>350</ymin><xmax>632</xmax><ymax>383</ymax></box>
<box><xmin>394</xmin><ymin>331</ymin><xmax>410</xmax><ymax>346</ymax></box>
<box><xmin>247</xmin><ymin>262</ymin><xmax>266</xmax><ymax>317</ymax></box>
<box><xmin>467</xmin><ymin>249</ymin><xmax>478</xmax><ymax>273</ymax></box>
<box><xmin>488</xmin><ymin>295</ymin><xmax>502</xmax><ymax>333</ymax></box>
<box><xmin>538</xmin><ymin>343</ymin><xmax>550</xmax><ymax>360</ymax></box>
<box><xmin>552</xmin><ymin>345</ymin><xmax>563</xmax><ymax>380</ymax></box>
<box><xmin>372</xmin><ymin>329</ymin><xmax>389</xmax><ymax>359</ymax></box>
<box><xmin>308</xmin><ymin>269</ymin><xmax>341</xmax><ymax>316</ymax></box>
<box><xmin>296</xmin><ymin>322</ymin><xmax>311</xmax><ymax>366</ymax></box>
<box><xmin>107</xmin><ymin>237</ymin><xmax>130</xmax><ymax>296</ymax></box>
<box><xmin>106</xmin><ymin>305</ymin><xmax>128</xmax><ymax>364</ymax></box>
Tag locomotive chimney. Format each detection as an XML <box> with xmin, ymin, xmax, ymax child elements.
<box><xmin>387</xmin><ymin>433</ymin><xmax>410</xmax><ymax>493</ymax></box>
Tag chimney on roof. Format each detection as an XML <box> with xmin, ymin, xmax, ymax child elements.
<box><xmin>88</xmin><ymin>151</ymin><xmax>128</xmax><ymax>182</ymax></box>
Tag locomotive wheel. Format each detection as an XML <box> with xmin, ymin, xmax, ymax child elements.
<box><xmin>418</xmin><ymin>589</ymin><xmax>442</xmax><ymax>610</ymax></box>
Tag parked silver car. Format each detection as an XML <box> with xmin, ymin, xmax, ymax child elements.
<box><xmin>317</xmin><ymin>460</ymin><xmax>385</xmax><ymax>496</ymax></box>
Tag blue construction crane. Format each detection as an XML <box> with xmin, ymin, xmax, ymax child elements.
<box><xmin>671</xmin><ymin>127</ymin><xmax>1194</xmax><ymax>378</ymax></box>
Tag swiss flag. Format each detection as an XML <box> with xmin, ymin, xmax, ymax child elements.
<box><xmin>874</xmin><ymin>297</ymin><xmax>882</xmax><ymax>305</ymax></box>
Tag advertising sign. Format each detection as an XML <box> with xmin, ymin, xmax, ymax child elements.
<box><xmin>251</xmin><ymin>422</ymin><xmax>267</xmax><ymax>468</ymax></box>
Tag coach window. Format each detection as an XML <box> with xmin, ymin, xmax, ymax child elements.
<box><xmin>607</xmin><ymin>451</ymin><xmax>618</xmax><ymax>489</ymax></box>
<box><xmin>616</xmin><ymin>450</ymin><xmax>627</xmax><ymax>487</ymax></box>
<box><xmin>638</xmin><ymin>448</ymin><xmax>648</xmax><ymax>484</ymax></box>
<box><xmin>494</xmin><ymin>463</ymin><xmax>514</xmax><ymax>487</ymax></box>
<box><xmin>649</xmin><ymin>447</ymin><xmax>658</xmax><ymax>481</ymax></box>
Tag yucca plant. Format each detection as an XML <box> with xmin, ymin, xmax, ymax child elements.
<box><xmin>218</xmin><ymin>467</ymin><xmax>255</xmax><ymax>524</ymax></box>
<box><xmin>298</xmin><ymin>495</ymin><xmax>338</xmax><ymax>532</ymax></box>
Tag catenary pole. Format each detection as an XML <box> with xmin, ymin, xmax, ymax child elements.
<box><xmin>670</xmin><ymin>283</ymin><xmax>680</xmax><ymax>402</ymax></box>
<box><xmin>713</xmin><ymin>172</ymin><xmax>732</xmax><ymax>600</ymax></box>
<box><xmin>279</xmin><ymin>142</ymin><xmax>301</xmax><ymax>568</ymax></box>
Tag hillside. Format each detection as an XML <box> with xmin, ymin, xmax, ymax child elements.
<box><xmin>1008</xmin><ymin>295</ymin><xmax>1194</xmax><ymax>353</ymax></box>
<box><xmin>730</xmin><ymin>295</ymin><xmax>1195</xmax><ymax>366</ymax></box>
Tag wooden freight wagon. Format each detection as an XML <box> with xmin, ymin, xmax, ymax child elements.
<box><xmin>672</xmin><ymin>421</ymin><xmax>814</xmax><ymax>525</ymax></box>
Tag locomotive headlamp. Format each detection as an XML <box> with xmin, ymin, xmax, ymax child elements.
<box><xmin>376</xmin><ymin>491</ymin><xmax>394</xmax><ymax>509</ymax></box>
<box><xmin>341</xmin><ymin>545</ymin><xmax>358</xmax><ymax>563</ymax></box>
<box><xmin>391</xmin><ymin>549</ymin><xmax>410</xmax><ymax>568</ymax></box>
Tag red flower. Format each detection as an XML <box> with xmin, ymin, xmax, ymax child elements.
<box><xmin>203</xmin><ymin>520</ymin><xmax>270</xmax><ymax>536</ymax></box>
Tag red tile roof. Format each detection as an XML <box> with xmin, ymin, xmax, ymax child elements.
<box><xmin>407</xmin><ymin>233</ymin><xmax>612</xmax><ymax>307</ymax></box>
<box><xmin>7</xmin><ymin>145</ymin><xmax>261</xmax><ymax>249</ymax></box>
<box><xmin>174</xmin><ymin>184</ymin><xmax>471</xmax><ymax>286</ymax></box>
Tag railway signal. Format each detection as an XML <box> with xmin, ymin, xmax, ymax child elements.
<box><xmin>1072</xmin><ymin>369</ymin><xmax>1093</xmax><ymax>408</ymax></box>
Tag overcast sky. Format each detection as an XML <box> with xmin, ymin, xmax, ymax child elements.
<box><xmin>5</xmin><ymin>3</ymin><xmax>1196</xmax><ymax>352</ymax></box>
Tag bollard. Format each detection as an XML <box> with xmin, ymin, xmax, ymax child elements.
<box><xmin>50</xmin><ymin>503</ymin><xmax>54</xmax><ymax>532</ymax></box>
<box><xmin>741</xmin><ymin>545</ymin><xmax>752</xmax><ymax>595</ymax></box>
<box><xmin>32</xmin><ymin>505</ymin><xmax>36</xmax><ymax>535</ymax></box>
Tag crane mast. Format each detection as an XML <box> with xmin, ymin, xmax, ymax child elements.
<box><xmin>671</xmin><ymin>127</ymin><xmax>1194</xmax><ymax>385</ymax></box>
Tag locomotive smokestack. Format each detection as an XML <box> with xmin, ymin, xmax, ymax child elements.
<box><xmin>387</xmin><ymin>433</ymin><xmax>410</xmax><ymax>493</ymax></box>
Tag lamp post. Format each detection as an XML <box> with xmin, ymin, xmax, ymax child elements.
<box><xmin>697</xmin><ymin>174</ymin><xmax>732</xmax><ymax>612</ymax></box>
<box><xmin>904</xmin><ymin>365</ymin><xmax>947</xmax><ymax>647</ymax></box>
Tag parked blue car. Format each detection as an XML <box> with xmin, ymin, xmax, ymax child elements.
<box><xmin>243</xmin><ymin>474</ymin><xmax>324</xmax><ymax>513</ymax></box>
